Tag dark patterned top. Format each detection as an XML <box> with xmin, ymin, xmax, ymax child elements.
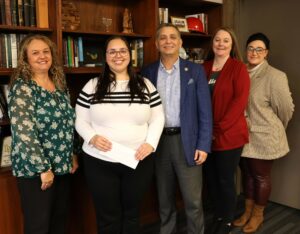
<box><xmin>8</xmin><ymin>78</ymin><xmax>75</xmax><ymax>178</ymax></box>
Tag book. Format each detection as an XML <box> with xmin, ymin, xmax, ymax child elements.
<box><xmin>11</xmin><ymin>0</ymin><xmax>18</xmax><ymax>26</ymax></box>
<box><xmin>4</xmin><ymin>0</ymin><xmax>11</xmax><ymax>25</ymax></box>
<box><xmin>130</xmin><ymin>40</ymin><xmax>138</xmax><ymax>67</ymax></box>
<box><xmin>158</xmin><ymin>8</ymin><xmax>169</xmax><ymax>24</ymax></box>
<box><xmin>29</xmin><ymin>0</ymin><xmax>36</xmax><ymax>26</ymax></box>
<box><xmin>23</xmin><ymin>0</ymin><xmax>30</xmax><ymax>26</ymax></box>
<box><xmin>10</xmin><ymin>34</ymin><xmax>17</xmax><ymax>68</ymax></box>
<box><xmin>0</xmin><ymin>0</ymin><xmax>5</xmax><ymax>25</ymax></box>
<box><xmin>0</xmin><ymin>135</ymin><xmax>12</xmax><ymax>167</ymax></box>
<box><xmin>36</xmin><ymin>0</ymin><xmax>48</xmax><ymax>28</ymax></box>
<box><xmin>0</xmin><ymin>84</ymin><xmax>8</xmax><ymax>118</ymax></box>
<box><xmin>137</xmin><ymin>39</ymin><xmax>143</xmax><ymax>68</ymax></box>
<box><xmin>78</xmin><ymin>36</ymin><xmax>84</xmax><ymax>65</ymax></box>
<box><xmin>17</xmin><ymin>0</ymin><xmax>24</xmax><ymax>26</ymax></box>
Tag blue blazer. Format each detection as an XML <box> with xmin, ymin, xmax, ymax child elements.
<box><xmin>141</xmin><ymin>58</ymin><xmax>213</xmax><ymax>166</ymax></box>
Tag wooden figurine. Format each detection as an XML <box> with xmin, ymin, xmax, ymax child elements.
<box><xmin>122</xmin><ymin>8</ymin><xmax>133</xmax><ymax>33</ymax></box>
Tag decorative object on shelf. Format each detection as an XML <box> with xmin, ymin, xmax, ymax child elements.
<box><xmin>0</xmin><ymin>136</ymin><xmax>12</xmax><ymax>167</ymax></box>
<box><xmin>122</xmin><ymin>8</ymin><xmax>133</xmax><ymax>33</ymax></box>
<box><xmin>186</xmin><ymin>47</ymin><xmax>205</xmax><ymax>64</ymax></box>
<box><xmin>102</xmin><ymin>17</ymin><xmax>112</xmax><ymax>32</ymax></box>
<box><xmin>186</xmin><ymin>17</ymin><xmax>204</xmax><ymax>33</ymax></box>
<box><xmin>171</xmin><ymin>16</ymin><xmax>189</xmax><ymax>32</ymax></box>
<box><xmin>0</xmin><ymin>85</ymin><xmax>8</xmax><ymax>119</ymax></box>
<box><xmin>0</xmin><ymin>124</ymin><xmax>11</xmax><ymax>168</ymax></box>
<box><xmin>179</xmin><ymin>47</ymin><xmax>188</xmax><ymax>60</ymax></box>
<box><xmin>61</xmin><ymin>0</ymin><xmax>80</xmax><ymax>30</ymax></box>
<box><xmin>83</xmin><ymin>39</ymin><xmax>104</xmax><ymax>67</ymax></box>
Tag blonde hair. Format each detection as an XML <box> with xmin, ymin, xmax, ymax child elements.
<box><xmin>10</xmin><ymin>34</ymin><xmax>67</xmax><ymax>90</ymax></box>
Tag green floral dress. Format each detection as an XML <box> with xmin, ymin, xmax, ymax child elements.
<box><xmin>8</xmin><ymin>78</ymin><xmax>75</xmax><ymax>178</ymax></box>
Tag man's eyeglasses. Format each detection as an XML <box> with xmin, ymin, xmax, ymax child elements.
<box><xmin>247</xmin><ymin>46</ymin><xmax>266</xmax><ymax>54</ymax></box>
<box><xmin>106</xmin><ymin>48</ymin><xmax>129</xmax><ymax>57</ymax></box>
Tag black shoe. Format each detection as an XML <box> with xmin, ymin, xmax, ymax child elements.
<box><xmin>205</xmin><ymin>218</ymin><xmax>222</xmax><ymax>234</ymax></box>
<box><xmin>215</xmin><ymin>221</ymin><xmax>231</xmax><ymax>234</ymax></box>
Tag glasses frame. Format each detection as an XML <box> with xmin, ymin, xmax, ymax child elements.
<box><xmin>106</xmin><ymin>48</ymin><xmax>129</xmax><ymax>58</ymax></box>
<box><xmin>247</xmin><ymin>46</ymin><xmax>267</xmax><ymax>54</ymax></box>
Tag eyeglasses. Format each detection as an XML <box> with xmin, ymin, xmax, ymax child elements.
<box><xmin>247</xmin><ymin>46</ymin><xmax>266</xmax><ymax>54</ymax></box>
<box><xmin>106</xmin><ymin>48</ymin><xmax>129</xmax><ymax>57</ymax></box>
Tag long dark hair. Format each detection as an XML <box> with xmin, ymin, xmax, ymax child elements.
<box><xmin>93</xmin><ymin>36</ymin><xmax>148</xmax><ymax>102</ymax></box>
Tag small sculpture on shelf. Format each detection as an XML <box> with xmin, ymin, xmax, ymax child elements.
<box><xmin>122</xmin><ymin>8</ymin><xmax>133</xmax><ymax>33</ymax></box>
<box><xmin>61</xmin><ymin>0</ymin><xmax>80</xmax><ymax>30</ymax></box>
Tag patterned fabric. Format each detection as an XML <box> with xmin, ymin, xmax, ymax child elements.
<box><xmin>242</xmin><ymin>61</ymin><xmax>294</xmax><ymax>159</ymax></box>
<box><xmin>8</xmin><ymin>78</ymin><xmax>75</xmax><ymax>178</ymax></box>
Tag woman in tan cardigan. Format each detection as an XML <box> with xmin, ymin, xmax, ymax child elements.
<box><xmin>233</xmin><ymin>33</ymin><xmax>294</xmax><ymax>233</ymax></box>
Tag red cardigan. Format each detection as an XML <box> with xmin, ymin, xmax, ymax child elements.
<box><xmin>203</xmin><ymin>57</ymin><xmax>250</xmax><ymax>151</ymax></box>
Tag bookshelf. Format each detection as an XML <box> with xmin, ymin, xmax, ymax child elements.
<box><xmin>0</xmin><ymin>0</ymin><xmax>223</xmax><ymax>233</ymax></box>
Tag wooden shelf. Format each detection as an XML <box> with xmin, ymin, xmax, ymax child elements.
<box><xmin>62</xmin><ymin>30</ymin><xmax>151</xmax><ymax>38</ymax></box>
<box><xmin>64</xmin><ymin>66</ymin><xmax>141</xmax><ymax>74</ymax></box>
<box><xmin>64</xmin><ymin>67</ymin><xmax>102</xmax><ymax>74</ymax></box>
<box><xmin>181</xmin><ymin>32</ymin><xmax>212</xmax><ymax>38</ymax></box>
<box><xmin>0</xmin><ymin>68</ymin><xmax>13</xmax><ymax>76</ymax></box>
<box><xmin>160</xmin><ymin>0</ymin><xmax>222</xmax><ymax>8</ymax></box>
<box><xmin>0</xmin><ymin>25</ymin><xmax>53</xmax><ymax>33</ymax></box>
<box><xmin>0</xmin><ymin>166</ymin><xmax>12</xmax><ymax>176</ymax></box>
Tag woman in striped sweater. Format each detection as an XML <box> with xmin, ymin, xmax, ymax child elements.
<box><xmin>75</xmin><ymin>36</ymin><xmax>164</xmax><ymax>234</ymax></box>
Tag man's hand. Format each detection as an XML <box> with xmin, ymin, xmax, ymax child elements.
<box><xmin>194</xmin><ymin>150</ymin><xmax>207</xmax><ymax>165</ymax></box>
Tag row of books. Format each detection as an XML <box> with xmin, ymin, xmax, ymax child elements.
<box><xmin>63</xmin><ymin>36</ymin><xmax>144</xmax><ymax>68</ymax></box>
<box><xmin>63</xmin><ymin>36</ymin><xmax>104</xmax><ymax>68</ymax></box>
<box><xmin>159</xmin><ymin>8</ymin><xmax>169</xmax><ymax>24</ymax></box>
<box><xmin>0</xmin><ymin>33</ymin><xmax>27</xmax><ymax>68</ymax></box>
<box><xmin>130</xmin><ymin>39</ymin><xmax>143</xmax><ymax>68</ymax></box>
<box><xmin>0</xmin><ymin>0</ymin><xmax>48</xmax><ymax>28</ymax></box>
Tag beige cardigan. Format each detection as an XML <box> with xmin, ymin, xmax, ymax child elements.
<box><xmin>242</xmin><ymin>61</ymin><xmax>294</xmax><ymax>159</ymax></box>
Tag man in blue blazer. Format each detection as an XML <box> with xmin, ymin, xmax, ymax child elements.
<box><xmin>141</xmin><ymin>24</ymin><xmax>212</xmax><ymax>234</ymax></box>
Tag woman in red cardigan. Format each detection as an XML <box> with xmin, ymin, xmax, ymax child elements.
<box><xmin>203</xmin><ymin>27</ymin><xmax>250</xmax><ymax>234</ymax></box>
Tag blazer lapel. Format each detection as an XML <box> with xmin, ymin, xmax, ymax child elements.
<box><xmin>249</xmin><ymin>61</ymin><xmax>269</xmax><ymax>94</ymax></box>
<box><xmin>179</xmin><ymin>58</ymin><xmax>190</xmax><ymax>107</ymax></box>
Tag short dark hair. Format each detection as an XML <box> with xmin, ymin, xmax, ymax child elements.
<box><xmin>246</xmin><ymin>33</ymin><xmax>270</xmax><ymax>49</ymax></box>
<box><xmin>156</xmin><ymin>23</ymin><xmax>181</xmax><ymax>39</ymax></box>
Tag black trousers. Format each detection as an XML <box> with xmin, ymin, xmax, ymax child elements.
<box><xmin>17</xmin><ymin>174</ymin><xmax>70</xmax><ymax>234</ymax></box>
<box><xmin>83</xmin><ymin>153</ymin><xmax>154</xmax><ymax>234</ymax></box>
<box><xmin>204</xmin><ymin>147</ymin><xmax>243</xmax><ymax>223</ymax></box>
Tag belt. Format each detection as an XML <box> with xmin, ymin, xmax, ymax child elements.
<box><xmin>163</xmin><ymin>127</ymin><xmax>181</xmax><ymax>135</ymax></box>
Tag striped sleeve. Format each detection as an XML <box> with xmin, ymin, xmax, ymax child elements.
<box><xmin>75</xmin><ymin>78</ymin><xmax>98</xmax><ymax>143</ymax></box>
<box><xmin>76</xmin><ymin>90</ymin><xmax>93</xmax><ymax>109</ymax></box>
<box><xmin>144</xmin><ymin>78</ymin><xmax>165</xmax><ymax>150</ymax></box>
<box><xmin>149</xmin><ymin>90</ymin><xmax>162</xmax><ymax>108</ymax></box>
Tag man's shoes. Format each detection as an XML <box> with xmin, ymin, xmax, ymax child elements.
<box><xmin>215</xmin><ymin>221</ymin><xmax>231</xmax><ymax>234</ymax></box>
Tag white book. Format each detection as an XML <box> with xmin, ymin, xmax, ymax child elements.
<box><xmin>163</xmin><ymin>8</ymin><xmax>168</xmax><ymax>23</ymax></box>
<box><xmin>10</xmin><ymin>34</ymin><xmax>18</xmax><ymax>68</ymax></box>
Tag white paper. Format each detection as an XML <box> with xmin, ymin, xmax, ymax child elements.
<box><xmin>91</xmin><ymin>141</ymin><xmax>139</xmax><ymax>169</ymax></box>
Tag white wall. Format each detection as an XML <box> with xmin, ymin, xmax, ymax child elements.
<box><xmin>236</xmin><ymin>0</ymin><xmax>300</xmax><ymax>209</ymax></box>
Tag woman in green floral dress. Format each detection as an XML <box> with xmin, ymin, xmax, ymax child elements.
<box><xmin>8</xmin><ymin>34</ymin><xmax>78</xmax><ymax>234</ymax></box>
